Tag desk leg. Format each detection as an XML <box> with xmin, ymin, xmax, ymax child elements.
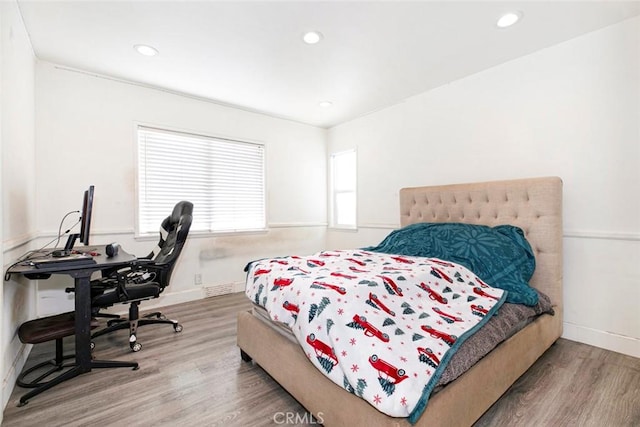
<box><xmin>71</xmin><ymin>273</ymin><xmax>138</xmax><ymax>372</ymax></box>
<box><xmin>18</xmin><ymin>367</ymin><xmax>82</xmax><ymax>407</ymax></box>
<box><xmin>18</xmin><ymin>361</ymin><xmax>138</xmax><ymax>406</ymax></box>
<box><xmin>72</xmin><ymin>274</ymin><xmax>93</xmax><ymax>372</ymax></box>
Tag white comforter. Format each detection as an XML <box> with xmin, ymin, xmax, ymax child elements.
<box><xmin>245</xmin><ymin>249</ymin><xmax>505</xmax><ymax>420</ymax></box>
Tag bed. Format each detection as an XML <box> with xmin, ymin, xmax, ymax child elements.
<box><xmin>237</xmin><ymin>176</ymin><xmax>563</xmax><ymax>426</ymax></box>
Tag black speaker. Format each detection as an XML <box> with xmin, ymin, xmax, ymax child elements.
<box><xmin>105</xmin><ymin>243</ymin><xmax>120</xmax><ymax>258</ymax></box>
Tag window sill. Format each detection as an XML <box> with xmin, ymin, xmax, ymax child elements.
<box><xmin>135</xmin><ymin>228</ymin><xmax>269</xmax><ymax>241</ymax></box>
<box><xmin>328</xmin><ymin>226</ymin><xmax>358</xmax><ymax>232</ymax></box>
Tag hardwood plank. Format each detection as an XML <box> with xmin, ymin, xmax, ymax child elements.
<box><xmin>475</xmin><ymin>339</ymin><xmax>640</xmax><ymax>427</ymax></box>
<box><xmin>3</xmin><ymin>293</ymin><xmax>639</xmax><ymax>426</ymax></box>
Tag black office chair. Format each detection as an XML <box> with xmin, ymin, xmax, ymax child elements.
<box><xmin>90</xmin><ymin>201</ymin><xmax>193</xmax><ymax>352</ymax></box>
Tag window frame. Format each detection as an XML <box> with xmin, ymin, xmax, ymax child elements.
<box><xmin>134</xmin><ymin>123</ymin><xmax>267</xmax><ymax>238</ymax></box>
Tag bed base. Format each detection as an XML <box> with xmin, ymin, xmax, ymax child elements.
<box><xmin>238</xmin><ymin>308</ymin><xmax>560</xmax><ymax>426</ymax></box>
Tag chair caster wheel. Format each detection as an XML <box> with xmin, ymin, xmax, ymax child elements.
<box><xmin>90</xmin><ymin>341</ymin><xmax>96</xmax><ymax>351</ymax></box>
<box><xmin>174</xmin><ymin>324</ymin><xmax>183</xmax><ymax>333</ymax></box>
<box><xmin>131</xmin><ymin>342</ymin><xmax>142</xmax><ymax>352</ymax></box>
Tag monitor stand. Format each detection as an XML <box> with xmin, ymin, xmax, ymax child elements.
<box><xmin>63</xmin><ymin>233</ymin><xmax>79</xmax><ymax>254</ymax></box>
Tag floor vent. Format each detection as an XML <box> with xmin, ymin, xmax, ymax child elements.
<box><xmin>203</xmin><ymin>283</ymin><xmax>234</xmax><ymax>298</ymax></box>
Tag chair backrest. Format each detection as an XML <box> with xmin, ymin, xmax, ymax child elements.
<box><xmin>145</xmin><ymin>201</ymin><xmax>193</xmax><ymax>289</ymax></box>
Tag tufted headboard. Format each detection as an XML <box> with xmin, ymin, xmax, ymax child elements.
<box><xmin>399</xmin><ymin>177</ymin><xmax>563</xmax><ymax>311</ymax></box>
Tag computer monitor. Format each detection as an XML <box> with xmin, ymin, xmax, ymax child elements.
<box><xmin>64</xmin><ymin>185</ymin><xmax>95</xmax><ymax>251</ymax></box>
<box><xmin>79</xmin><ymin>185</ymin><xmax>94</xmax><ymax>246</ymax></box>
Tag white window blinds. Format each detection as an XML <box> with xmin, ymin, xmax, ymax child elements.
<box><xmin>137</xmin><ymin>126</ymin><xmax>266</xmax><ymax>235</ymax></box>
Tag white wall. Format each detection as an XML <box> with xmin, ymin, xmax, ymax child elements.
<box><xmin>34</xmin><ymin>62</ymin><xmax>328</xmax><ymax>313</ymax></box>
<box><xmin>327</xmin><ymin>16</ymin><xmax>640</xmax><ymax>358</ymax></box>
<box><xmin>1</xmin><ymin>21</ymin><xmax>328</xmax><ymax>409</ymax></box>
<box><xmin>1</xmin><ymin>5</ymin><xmax>4</xmax><ymax>419</ymax></box>
<box><xmin>1</xmin><ymin>0</ymin><xmax>37</xmax><ymax>411</ymax></box>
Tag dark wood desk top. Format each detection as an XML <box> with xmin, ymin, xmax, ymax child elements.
<box><xmin>7</xmin><ymin>246</ymin><xmax>136</xmax><ymax>276</ymax></box>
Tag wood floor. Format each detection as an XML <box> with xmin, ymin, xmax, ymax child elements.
<box><xmin>3</xmin><ymin>292</ymin><xmax>639</xmax><ymax>426</ymax></box>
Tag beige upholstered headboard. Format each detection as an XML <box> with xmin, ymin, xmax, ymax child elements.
<box><xmin>399</xmin><ymin>177</ymin><xmax>563</xmax><ymax>311</ymax></box>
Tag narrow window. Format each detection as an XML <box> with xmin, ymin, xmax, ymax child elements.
<box><xmin>330</xmin><ymin>149</ymin><xmax>356</xmax><ymax>228</ymax></box>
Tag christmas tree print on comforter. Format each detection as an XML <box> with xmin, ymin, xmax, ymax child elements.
<box><xmin>245</xmin><ymin>250</ymin><xmax>506</xmax><ymax>422</ymax></box>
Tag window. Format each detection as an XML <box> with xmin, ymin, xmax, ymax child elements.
<box><xmin>137</xmin><ymin>126</ymin><xmax>265</xmax><ymax>235</ymax></box>
<box><xmin>330</xmin><ymin>149</ymin><xmax>356</xmax><ymax>228</ymax></box>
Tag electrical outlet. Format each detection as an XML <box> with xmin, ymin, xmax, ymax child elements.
<box><xmin>194</xmin><ymin>273</ymin><xmax>202</xmax><ymax>286</ymax></box>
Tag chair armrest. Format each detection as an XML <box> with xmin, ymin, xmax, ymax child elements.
<box><xmin>129</xmin><ymin>259</ymin><xmax>170</xmax><ymax>276</ymax></box>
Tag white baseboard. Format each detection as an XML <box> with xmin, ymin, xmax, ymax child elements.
<box><xmin>2</xmin><ymin>343</ymin><xmax>31</xmax><ymax>410</ymax></box>
<box><xmin>562</xmin><ymin>322</ymin><xmax>639</xmax><ymax>359</ymax></box>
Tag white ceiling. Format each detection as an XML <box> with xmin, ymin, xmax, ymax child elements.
<box><xmin>17</xmin><ymin>1</ymin><xmax>640</xmax><ymax>128</ymax></box>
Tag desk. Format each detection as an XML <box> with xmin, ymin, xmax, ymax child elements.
<box><xmin>6</xmin><ymin>247</ymin><xmax>139</xmax><ymax>405</ymax></box>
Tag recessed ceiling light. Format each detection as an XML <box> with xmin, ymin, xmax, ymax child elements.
<box><xmin>319</xmin><ymin>101</ymin><xmax>333</xmax><ymax>108</ymax></box>
<box><xmin>134</xmin><ymin>44</ymin><xmax>159</xmax><ymax>57</ymax></box>
<box><xmin>496</xmin><ymin>12</ymin><xmax>522</xmax><ymax>28</ymax></box>
<box><xmin>303</xmin><ymin>31</ymin><xmax>323</xmax><ymax>45</ymax></box>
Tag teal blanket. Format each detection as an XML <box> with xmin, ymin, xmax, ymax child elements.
<box><xmin>365</xmin><ymin>223</ymin><xmax>538</xmax><ymax>306</ymax></box>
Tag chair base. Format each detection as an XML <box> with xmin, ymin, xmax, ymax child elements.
<box><xmin>91</xmin><ymin>302</ymin><xmax>182</xmax><ymax>352</ymax></box>
<box><xmin>95</xmin><ymin>312</ymin><xmax>120</xmax><ymax>320</ymax></box>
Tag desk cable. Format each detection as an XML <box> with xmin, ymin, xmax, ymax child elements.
<box><xmin>4</xmin><ymin>211</ymin><xmax>81</xmax><ymax>281</ymax></box>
